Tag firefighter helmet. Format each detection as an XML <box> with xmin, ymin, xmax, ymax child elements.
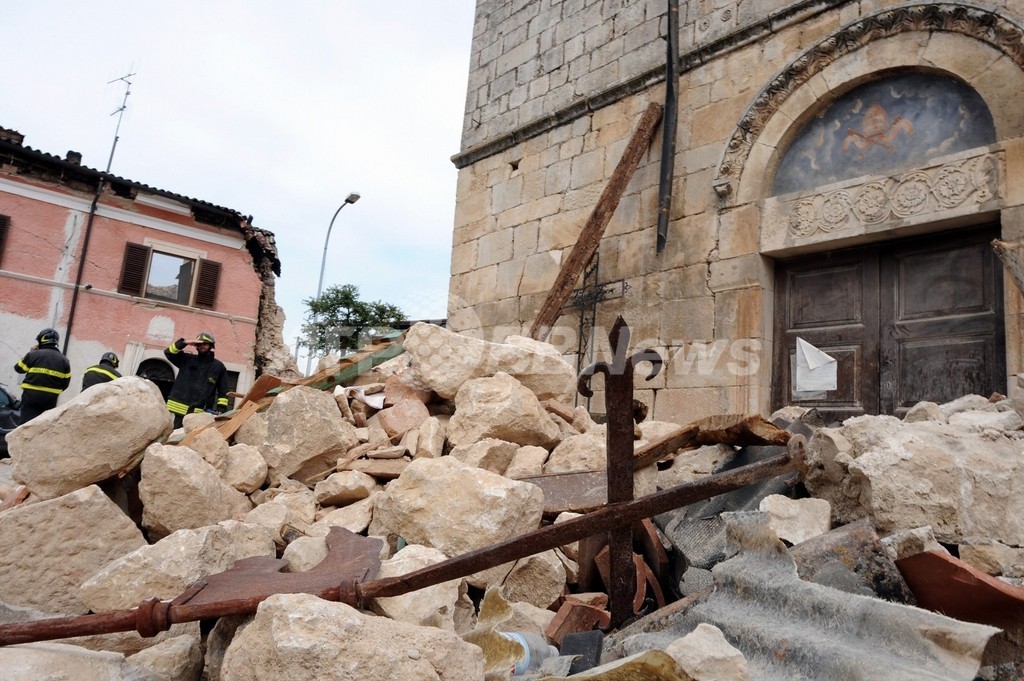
<box><xmin>101</xmin><ymin>352</ymin><xmax>120</xmax><ymax>368</ymax></box>
<box><xmin>194</xmin><ymin>332</ymin><xmax>215</xmax><ymax>347</ymax></box>
<box><xmin>36</xmin><ymin>328</ymin><xmax>60</xmax><ymax>348</ymax></box>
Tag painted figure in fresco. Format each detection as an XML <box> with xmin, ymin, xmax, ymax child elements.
<box><xmin>842</xmin><ymin>102</ymin><xmax>914</xmax><ymax>159</ymax></box>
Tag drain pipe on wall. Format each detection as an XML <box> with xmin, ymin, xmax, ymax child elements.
<box><xmin>656</xmin><ymin>0</ymin><xmax>679</xmax><ymax>254</ymax></box>
<box><xmin>62</xmin><ymin>72</ymin><xmax>134</xmax><ymax>356</ymax></box>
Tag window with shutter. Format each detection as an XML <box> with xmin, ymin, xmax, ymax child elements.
<box><xmin>194</xmin><ymin>259</ymin><xmax>221</xmax><ymax>309</ymax></box>
<box><xmin>0</xmin><ymin>214</ymin><xmax>9</xmax><ymax>269</ymax></box>
<box><xmin>118</xmin><ymin>243</ymin><xmax>150</xmax><ymax>296</ymax></box>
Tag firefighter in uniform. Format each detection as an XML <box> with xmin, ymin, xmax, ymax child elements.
<box><xmin>14</xmin><ymin>327</ymin><xmax>72</xmax><ymax>424</ymax></box>
<box><xmin>164</xmin><ymin>332</ymin><xmax>229</xmax><ymax>428</ymax></box>
<box><xmin>81</xmin><ymin>352</ymin><xmax>122</xmax><ymax>391</ymax></box>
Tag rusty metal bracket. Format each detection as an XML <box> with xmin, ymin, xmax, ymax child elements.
<box><xmin>578</xmin><ymin>315</ymin><xmax>663</xmax><ymax>628</ymax></box>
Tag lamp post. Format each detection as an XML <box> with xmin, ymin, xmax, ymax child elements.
<box><xmin>307</xmin><ymin>192</ymin><xmax>361</xmax><ymax>375</ymax></box>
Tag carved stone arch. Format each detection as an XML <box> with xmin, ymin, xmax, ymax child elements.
<box><xmin>715</xmin><ymin>3</ymin><xmax>1024</xmax><ymax>206</ymax></box>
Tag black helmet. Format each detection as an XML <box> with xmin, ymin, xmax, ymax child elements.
<box><xmin>194</xmin><ymin>332</ymin><xmax>215</xmax><ymax>347</ymax></box>
<box><xmin>36</xmin><ymin>328</ymin><xmax>60</xmax><ymax>347</ymax></box>
<box><xmin>101</xmin><ymin>352</ymin><xmax>120</xmax><ymax>368</ymax></box>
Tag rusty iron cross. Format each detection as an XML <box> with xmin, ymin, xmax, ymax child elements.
<box><xmin>578</xmin><ymin>316</ymin><xmax>663</xmax><ymax>627</ymax></box>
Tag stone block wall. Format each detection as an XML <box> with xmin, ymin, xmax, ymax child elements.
<box><xmin>451</xmin><ymin>0</ymin><xmax>1024</xmax><ymax>423</ymax></box>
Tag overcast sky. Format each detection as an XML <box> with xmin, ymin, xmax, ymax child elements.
<box><xmin>1</xmin><ymin>3</ymin><xmax>476</xmax><ymax>368</ymax></box>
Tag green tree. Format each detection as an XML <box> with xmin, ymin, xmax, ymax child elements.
<box><xmin>301</xmin><ymin>284</ymin><xmax>407</xmax><ymax>355</ymax></box>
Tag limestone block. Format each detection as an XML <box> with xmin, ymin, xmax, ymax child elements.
<box><xmin>377</xmin><ymin>398</ymin><xmax>431</xmax><ymax>439</ymax></box>
<box><xmin>231</xmin><ymin>411</ymin><xmax>267</xmax><ymax>447</ymax></box>
<box><xmin>402</xmin><ymin>322</ymin><xmax>576</xmax><ymax>401</ymax></box>
<box><xmin>314</xmin><ymin>470</ymin><xmax>381</xmax><ymax>506</ymax></box>
<box><xmin>314</xmin><ymin>496</ymin><xmax>375</xmax><ymax>535</ymax></box>
<box><xmin>903</xmin><ymin>401</ymin><xmax>947</xmax><ymax>423</ymax></box>
<box><xmin>80</xmin><ymin>520</ymin><xmax>275</xmax><ymax>611</ymax></box>
<box><xmin>499</xmin><ymin>550</ymin><xmax>566</xmax><ymax>610</ymax></box>
<box><xmin>0</xmin><ymin>485</ymin><xmax>145</xmax><ymax>614</ymax></box>
<box><xmin>416</xmin><ymin>416</ymin><xmax>446</xmax><ymax>458</ymax></box>
<box><xmin>544</xmin><ymin>429</ymin><xmax>606</xmax><ymax>474</ymax></box>
<box><xmin>664</xmin><ymin>623</ymin><xmax>750</xmax><ymax>681</ymax></box>
<box><xmin>282</xmin><ymin>536</ymin><xmax>328</xmax><ymax>573</ymax></box>
<box><xmin>219</xmin><ymin>593</ymin><xmax>484</xmax><ymax>681</ymax></box>
<box><xmin>244</xmin><ymin>502</ymin><xmax>307</xmax><ymax>546</ymax></box>
<box><xmin>125</xmin><ymin>634</ymin><xmax>203</xmax><ymax>681</ymax></box>
<box><xmin>183</xmin><ymin>412</ymin><xmax>215</xmax><ymax>432</ymax></box>
<box><xmin>256</xmin><ymin>385</ymin><xmax>361</xmax><ymax>483</ymax></box>
<box><xmin>655</xmin><ymin>444</ymin><xmax>735</xmax><ymax>490</ymax></box>
<box><xmin>447</xmin><ymin>373</ymin><xmax>561</xmax><ymax>449</ymax></box>
<box><xmin>449</xmin><ymin>437</ymin><xmax>518</xmax><ymax>474</ymax></box>
<box><xmin>267</xmin><ymin>488</ymin><xmax>318</xmax><ymax>525</ymax></box>
<box><xmin>958</xmin><ymin>540</ymin><xmax>1024</xmax><ymax>577</ymax></box>
<box><xmin>371</xmin><ymin>457</ymin><xmax>544</xmax><ymax>559</ymax></box>
<box><xmin>0</xmin><ymin>642</ymin><xmax>130</xmax><ymax>680</ymax></box>
<box><xmin>189</xmin><ymin>427</ymin><xmax>231</xmax><ymax>474</ymax></box>
<box><xmin>371</xmin><ymin>544</ymin><xmax>463</xmax><ymax>631</ymax></box>
<box><xmin>139</xmin><ymin>444</ymin><xmax>253</xmax><ymax>540</ymax></box>
<box><xmin>759</xmin><ymin>495</ymin><xmax>831</xmax><ymax>545</ymax></box>
<box><xmin>9</xmin><ymin>376</ymin><xmax>173</xmax><ymax>499</ymax></box>
<box><xmin>505</xmin><ymin>445</ymin><xmax>548</xmax><ymax>479</ymax></box>
<box><xmin>223</xmin><ymin>443</ymin><xmax>268</xmax><ymax>494</ymax></box>
<box><xmin>948</xmin><ymin>409</ymin><xmax>1024</xmax><ymax>432</ymax></box>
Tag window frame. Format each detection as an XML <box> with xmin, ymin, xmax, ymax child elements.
<box><xmin>117</xmin><ymin>240</ymin><xmax>222</xmax><ymax>310</ymax></box>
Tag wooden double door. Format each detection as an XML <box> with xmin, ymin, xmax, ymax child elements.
<box><xmin>772</xmin><ymin>227</ymin><xmax>1006</xmax><ymax>423</ymax></box>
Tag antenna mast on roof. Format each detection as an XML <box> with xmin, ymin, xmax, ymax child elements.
<box><xmin>105</xmin><ymin>70</ymin><xmax>135</xmax><ymax>174</ymax></box>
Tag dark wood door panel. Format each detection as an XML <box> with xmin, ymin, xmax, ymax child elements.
<box><xmin>880</xmin><ymin>229</ymin><xmax>1004</xmax><ymax>415</ymax></box>
<box><xmin>773</xmin><ymin>251</ymin><xmax>879</xmax><ymax>423</ymax></box>
<box><xmin>773</xmin><ymin>226</ymin><xmax>1005</xmax><ymax>423</ymax></box>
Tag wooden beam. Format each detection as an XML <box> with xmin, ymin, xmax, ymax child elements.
<box><xmin>528</xmin><ymin>102</ymin><xmax>664</xmax><ymax>341</ymax></box>
<box><xmin>993</xmin><ymin>238</ymin><xmax>1024</xmax><ymax>296</ymax></box>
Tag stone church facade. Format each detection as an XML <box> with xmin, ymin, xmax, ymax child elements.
<box><xmin>448</xmin><ymin>0</ymin><xmax>1024</xmax><ymax>424</ymax></box>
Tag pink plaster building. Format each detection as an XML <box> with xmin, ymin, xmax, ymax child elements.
<box><xmin>0</xmin><ymin>127</ymin><xmax>289</xmax><ymax>407</ymax></box>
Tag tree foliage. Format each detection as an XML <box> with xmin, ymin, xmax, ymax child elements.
<box><xmin>301</xmin><ymin>284</ymin><xmax>407</xmax><ymax>355</ymax></box>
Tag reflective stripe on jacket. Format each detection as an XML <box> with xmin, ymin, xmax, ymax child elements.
<box><xmin>15</xmin><ymin>346</ymin><xmax>71</xmax><ymax>396</ymax></box>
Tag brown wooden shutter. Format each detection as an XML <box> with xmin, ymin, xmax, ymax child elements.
<box><xmin>194</xmin><ymin>258</ymin><xmax>221</xmax><ymax>309</ymax></box>
<box><xmin>0</xmin><ymin>214</ymin><xmax>9</xmax><ymax>268</ymax></box>
<box><xmin>118</xmin><ymin>242</ymin><xmax>150</xmax><ymax>296</ymax></box>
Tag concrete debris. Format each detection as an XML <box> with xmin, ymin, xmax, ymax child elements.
<box><xmin>0</xmin><ymin>323</ymin><xmax>1023</xmax><ymax>679</ymax></box>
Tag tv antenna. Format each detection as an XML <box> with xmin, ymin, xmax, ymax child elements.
<box><xmin>105</xmin><ymin>70</ymin><xmax>135</xmax><ymax>174</ymax></box>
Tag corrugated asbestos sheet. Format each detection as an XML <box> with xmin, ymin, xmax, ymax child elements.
<box><xmin>610</xmin><ymin>514</ymin><xmax>1001</xmax><ymax>681</ymax></box>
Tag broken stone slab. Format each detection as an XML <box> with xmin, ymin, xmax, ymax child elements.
<box><xmin>947</xmin><ymin>408</ymin><xmax>1024</xmax><ymax>431</ymax></box>
<box><xmin>758</xmin><ymin>494</ymin><xmax>831</xmax><ymax>545</ymax></box>
<box><xmin>402</xmin><ymin>322</ymin><xmax>577</xmax><ymax>402</ymax></box>
<box><xmin>805</xmin><ymin>416</ymin><xmax>1024</xmax><ymax>546</ymax></box>
<box><xmin>79</xmin><ymin>520</ymin><xmax>276</xmax><ymax>612</ymax></box>
<box><xmin>222</xmin><ymin>443</ymin><xmax>268</xmax><ymax>494</ymax></box>
<box><xmin>0</xmin><ymin>485</ymin><xmax>146</xmax><ymax>615</ymax></box>
<box><xmin>244</xmin><ymin>502</ymin><xmax>311</xmax><ymax>547</ymax></box>
<box><xmin>219</xmin><ymin>592</ymin><xmax>485</xmax><ymax>680</ymax></box>
<box><xmin>416</xmin><ymin>416</ymin><xmax>446</xmax><ymax>458</ymax></box>
<box><xmin>312</xmin><ymin>496</ymin><xmax>375</xmax><ymax>535</ymax></box>
<box><xmin>376</xmin><ymin>398</ymin><xmax>430</xmax><ymax>440</ymax></box>
<box><xmin>448</xmin><ymin>437</ymin><xmax>518</xmax><ymax>475</ymax></box>
<box><xmin>281</xmin><ymin>536</ymin><xmax>329</xmax><ymax>573</ymax></box>
<box><xmin>664</xmin><ymin>622</ymin><xmax>750</xmax><ymax>681</ymax></box>
<box><xmin>124</xmin><ymin>633</ymin><xmax>203</xmax><ymax>681</ymax></box>
<box><xmin>505</xmin><ymin>445</ymin><xmax>548</xmax><ymax>479</ymax></box>
<box><xmin>498</xmin><ymin>550</ymin><xmax>567</xmax><ymax>610</ymax></box>
<box><xmin>613</xmin><ymin>512</ymin><xmax>1003</xmax><ymax>680</ymax></box>
<box><xmin>8</xmin><ymin>376</ymin><xmax>173</xmax><ymax>500</ymax></box>
<box><xmin>370</xmin><ymin>456</ymin><xmax>545</xmax><ymax>561</ymax></box>
<box><xmin>0</xmin><ymin>641</ymin><xmax>136</xmax><ymax>681</ymax></box>
<box><xmin>370</xmin><ymin>544</ymin><xmax>464</xmax><ymax>631</ymax></box>
<box><xmin>788</xmin><ymin>517</ymin><xmax>916</xmax><ymax>604</ymax></box>
<box><xmin>903</xmin><ymin>401</ymin><xmax>947</xmax><ymax>423</ymax></box>
<box><xmin>252</xmin><ymin>385</ymin><xmax>360</xmax><ymax>484</ymax></box>
<box><xmin>959</xmin><ymin>540</ymin><xmax>1024</xmax><ymax>577</ymax></box>
<box><xmin>139</xmin><ymin>444</ymin><xmax>254</xmax><ymax>540</ymax></box>
<box><xmin>447</xmin><ymin>372</ymin><xmax>561</xmax><ymax>448</ymax></box>
<box><xmin>314</xmin><ymin>470</ymin><xmax>381</xmax><ymax>506</ymax></box>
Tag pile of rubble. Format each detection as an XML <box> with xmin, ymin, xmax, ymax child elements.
<box><xmin>0</xmin><ymin>322</ymin><xmax>1023</xmax><ymax>680</ymax></box>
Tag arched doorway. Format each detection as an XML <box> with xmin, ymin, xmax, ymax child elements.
<box><xmin>136</xmin><ymin>358</ymin><xmax>174</xmax><ymax>401</ymax></box>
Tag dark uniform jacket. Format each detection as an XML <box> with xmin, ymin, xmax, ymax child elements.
<box><xmin>15</xmin><ymin>346</ymin><xmax>71</xmax><ymax>398</ymax></box>
<box><xmin>164</xmin><ymin>340</ymin><xmax>229</xmax><ymax>416</ymax></box>
<box><xmin>81</xmin><ymin>360</ymin><xmax>122</xmax><ymax>391</ymax></box>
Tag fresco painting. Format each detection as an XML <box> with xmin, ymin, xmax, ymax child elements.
<box><xmin>773</xmin><ymin>73</ymin><xmax>995</xmax><ymax>195</ymax></box>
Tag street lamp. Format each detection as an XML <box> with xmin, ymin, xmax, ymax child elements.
<box><xmin>307</xmin><ymin>191</ymin><xmax>361</xmax><ymax>374</ymax></box>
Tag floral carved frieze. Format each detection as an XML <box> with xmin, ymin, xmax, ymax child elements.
<box><xmin>786</xmin><ymin>153</ymin><xmax>998</xmax><ymax>237</ymax></box>
<box><xmin>714</xmin><ymin>3</ymin><xmax>1024</xmax><ymax>200</ymax></box>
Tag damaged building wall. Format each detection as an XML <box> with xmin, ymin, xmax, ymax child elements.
<box><xmin>449</xmin><ymin>0</ymin><xmax>1024</xmax><ymax>425</ymax></box>
<box><xmin>0</xmin><ymin>127</ymin><xmax>300</xmax><ymax>401</ymax></box>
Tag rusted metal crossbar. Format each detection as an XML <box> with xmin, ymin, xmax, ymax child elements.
<box><xmin>0</xmin><ymin>318</ymin><xmax>805</xmax><ymax>647</ymax></box>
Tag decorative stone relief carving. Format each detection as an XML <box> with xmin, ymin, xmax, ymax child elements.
<box><xmin>715</xmin><ymin>4</ymin><xmax>1024</xmax><ymax>198</ymax></box>
<box><xmin>786</xmin><ymin>153</ymin><xmax>998</xmax><ymax>237</ymax></box>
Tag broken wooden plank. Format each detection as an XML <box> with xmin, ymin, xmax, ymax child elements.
<box><xmin>529</xmin><ymin>102</ymin><xmax>664</xmax><ymax>342</ymax></box>
<box><xmin>298</xmin><ymin>334</ymin><xmax>405</xmax><ymax>392</ymax></box>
